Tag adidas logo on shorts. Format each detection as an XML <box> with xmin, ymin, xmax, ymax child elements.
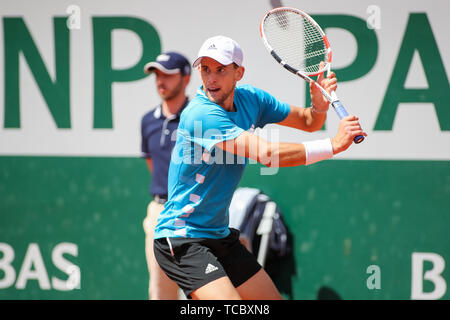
<box><xmin>205</xmin><ymin>263</ymin><xmax>218</xmax><ymax>274</ymax></box>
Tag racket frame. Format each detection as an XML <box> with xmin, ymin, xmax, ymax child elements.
<box><xmin>260</xmin><ymin>7</ymin><xmax>334</xmax><ymax>102</ymax></box>
<box><xmin>260</xmin><ymin>6</ymin><xmax>364</xmax><ymax>144</ymax></box>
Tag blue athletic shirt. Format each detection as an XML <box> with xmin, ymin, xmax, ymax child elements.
<box><xmin>154</xmin><ymin>84</ymin><xmax>290</xmax><ymax>239</ymax></box>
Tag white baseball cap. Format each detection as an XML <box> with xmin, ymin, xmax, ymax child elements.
<box><xmin>192</xmin><ymin>35</ymin><xmax>243</xmax><ymax>67</ymax></box>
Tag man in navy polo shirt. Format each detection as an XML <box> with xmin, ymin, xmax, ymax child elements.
<box><xmin>141</xmin><ymin>52</ymin><xmax>191</xmax><ymax>299</ymax></box>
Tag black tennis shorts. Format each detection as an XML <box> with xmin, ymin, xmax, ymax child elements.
<box><xmin>153</xmin><ymin>228</ymin><xmax>262</xmax><ymax>299</ymax></box>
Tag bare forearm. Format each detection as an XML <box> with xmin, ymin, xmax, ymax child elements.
<box><xmin>261</xmin><ymin>142</ymin><xmax>306</xmax><ymax>167</ymax></box>
<box><xmin>305</xmin><ymin>107</ymin><xmax>327</xmax><ymax>132</ymax></box>
<box><xmin>218</xmin><ymin>131</ymin><xmax>334</xmax><ymax>168</ymax></box>
<box><xmin>278</xmin><ymin>105</ymin><xmax>327</xmax><ymax>133</ymax></box>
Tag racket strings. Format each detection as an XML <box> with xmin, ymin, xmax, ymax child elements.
<box><xmin>263</xmin><ymin>10</ymin><xmax>328</xmax><ymax>75</ymax></box>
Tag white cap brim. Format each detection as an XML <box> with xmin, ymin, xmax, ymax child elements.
<box><xmin>192</xmin><ymin>53</ymin><xmax>234</xmax><ymax>68</ymax></box>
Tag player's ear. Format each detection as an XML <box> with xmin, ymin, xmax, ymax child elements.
<box><xmin>235</xmin><ymin>66</ymin><xmax>245</xmax><ymax>81</ymax></box>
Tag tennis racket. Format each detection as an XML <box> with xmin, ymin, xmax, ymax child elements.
<box><xmin>260</xmin><ymin>7</ymin><xmax>364</xmax><ymax>144</ymax></box>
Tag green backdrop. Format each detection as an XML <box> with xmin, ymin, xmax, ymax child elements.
<box><xmin>1</xmin><ymin>156</ymin><xmax>449</xmax><ymax>299</ymax></box>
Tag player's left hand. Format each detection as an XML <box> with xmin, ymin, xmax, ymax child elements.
<box><xmin>309</xmin><ymin>62</ymin><xmax>337</xmax><ymax>112</ymax></box>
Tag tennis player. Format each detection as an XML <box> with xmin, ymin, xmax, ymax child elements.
<box><xmin>153</xmin><ymin>36</ymin><xmax>366</xmax><ymax>300</ymax></box>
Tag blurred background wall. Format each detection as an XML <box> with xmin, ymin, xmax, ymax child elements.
<box><xmin>0</xmin><ymin>0</ymin><xmax>449</xmax><ymax>299</ymax></box>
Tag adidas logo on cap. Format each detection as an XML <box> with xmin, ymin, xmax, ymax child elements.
<box><xmin>207</xmin><ymin>43</ymin><xmax>217</xmax><ymax>50</ymax></box>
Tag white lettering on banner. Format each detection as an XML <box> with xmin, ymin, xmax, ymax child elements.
<box><xmin>66</xmin><ymin>5</ymin><xmax>81</xmax><ymax>30</ymax></box>
<box><xmin>411</xmin><ymin>252</ymin><xmax>447</xmax><ymax>300</ymax></box>
<box><xmin>0</xmin><ymin>242</ymin><xmax>80</xmax><ymax>291</ymax></box>
<box><xmin>362</xmin><ymin>253</ymin><xmax>447</xmax><ymax>299</ymax></box>
<box><xmin>0</xmin><ymin>243</ymin><xmax>16</xmax><ymax>289</ymax></box>
<box><xmin>366</xmin><ymin>265</ymin><xmax>381</xmax><ymax>290</ymax></box>
<box><xmin>52</xmin><ymin>243</ymin><xmax>81</xmax><ymax>290</ymax></box>
<box><xmin>366</xmin><ymin>5</ymin><xmax>381</xmax><ymax>30</ymax></box>
<box><xmin>15</xmin><ymin>243</ymin><xmax>51</xmax><ymax>290</ymax></box>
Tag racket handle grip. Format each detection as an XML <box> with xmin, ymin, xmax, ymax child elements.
<box><xmin>331</xmin><ymin>100</ymin><xmax>365</xmax><ymax>144</ymax></box>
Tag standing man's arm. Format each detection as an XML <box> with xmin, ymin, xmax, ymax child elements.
<box><xmin>141</xmin><ymin>116</ymin><xmax>153</xmax><ymax>174</ymax></box>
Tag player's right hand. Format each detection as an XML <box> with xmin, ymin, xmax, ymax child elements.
<box><xmin>331</xmin><ymin>115</ymin><xmax>367</xmax><ymax>154</ymax></box>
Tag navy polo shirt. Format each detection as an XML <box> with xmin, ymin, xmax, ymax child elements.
<box><xmin>141</xmin><ymin>100</ymin><xmax>188</xmax><ymax>196</ymax></box>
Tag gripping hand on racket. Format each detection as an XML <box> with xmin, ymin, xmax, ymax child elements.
<box><xmin>331</xmin><ymin>115</ymin><xmax>367</xmax><ymax>154</ymax></box>
<box><xmin>310</xmin><ymin>62</ymin><xmax>337</xmax><ymax>113</ymax></box>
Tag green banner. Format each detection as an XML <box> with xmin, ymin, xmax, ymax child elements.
<box><xmin>1</xmin><ymin>157</ymin><xmax>449</xmax><ymax>299</ymax></box>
